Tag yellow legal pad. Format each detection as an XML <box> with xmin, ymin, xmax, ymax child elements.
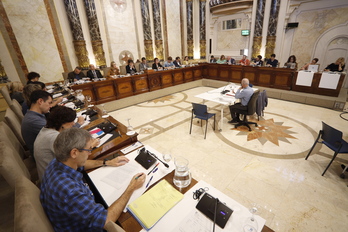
<box><xmin>127</xmin><ymin>179</ymin><xmax>184</xmax><ymax>230</ymax></box>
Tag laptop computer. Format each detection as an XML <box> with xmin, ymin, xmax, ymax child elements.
<box><xmin>308</xmin><ymin>64</ymin><xmax>319</xmax><ymax>72</ymax></box>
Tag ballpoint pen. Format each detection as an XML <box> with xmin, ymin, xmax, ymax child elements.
<box><xmin>135</xmin><ymin>174</ymin><xmax>143</xmax><ymax>180</ymax></box>
<box><xmin>146</xmin><ymin>176</ymin><xmax>153</xmax><ymax>188</ymax></box>
<box><xmin>147</xmin><ymin>163</ymin><xmax>159</xmax><ymax>175</ymax></box>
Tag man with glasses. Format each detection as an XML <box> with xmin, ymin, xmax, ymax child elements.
<box><xmin>40</xmin><ymin>128</ymin><xmax>145</xmax><ymax>231</ymax></box>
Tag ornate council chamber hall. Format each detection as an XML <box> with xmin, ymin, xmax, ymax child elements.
<box><xmin>0</xmin><ymin>0</ymin><xmax>348</xmax><ymax>231</ymax></box>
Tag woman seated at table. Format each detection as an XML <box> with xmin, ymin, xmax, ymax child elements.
<box><xmin>324</xmin><ymin>57</ymin><xmax>345</xmax><ymax>72</ymax></box>
<box><xmin>152</xmin><ymin>57</ymin><xmax>163</xmax><ymax>70</ymax></box>
<box><xmin>33</xmin><ymin>106</ymin><xmax>103</xmax><ymax>181</ymax></box>
<box><xmin>300</xmin><ymin>58</ymin><xmax>319</xmax><ymax>70</ymax></box>
<box><xmin>183</xmin><ymin>56</ymin><xmax>190</xmax><ymax>65</ymax></box>
<box><xmin>216</xmin><ymin>55</ymin><xmax>227</xmax><ymax>64</ymax></box>
<box><xmin>284</xmin><ymin>55</ymin><xmax>298</xmax><ymax>70</ymax></box>
<box><xmin>9</xmin><ymin>81</ymin><xmax>24</xmax><ymax>105</ymax></box>
<box><xmin>107</xmin><ymin>61</ymin><xmax>120</xmax><ymax>78</ymax></box>
<box><xmin>126</xmin><ymin>59</ymin><xmax>137</xmax><ymax>74</ymax></box>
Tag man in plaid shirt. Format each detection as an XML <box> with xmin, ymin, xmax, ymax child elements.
<box><xmin>40</xmin><ymin>128</ymin><xmax>145</xmax><ymax>231</ymax></box>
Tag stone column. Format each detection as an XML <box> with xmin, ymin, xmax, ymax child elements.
<box><xmin>186</xmin><ymin>0</ymin><xmax>193</xmax><ymax>59</ymax></box>
<box><xmin>152</xmin><ymin>0</ymin><xmax>163</xmax><ymax>60</ymax></box>
<box><xmin>252</xmin><ymin>0</ymin><xmax>265</xmax><ymax>58</ymax></box>
<box><xmin>199</xmin><ymin>0</ymin><xmax>206</xmax><ymax>59</ymax></box>
<box><xmin>265</xmin><ymin>0</ymin><xmax>280</xmax><ymax>58</ymax></box>
<box><xmin>83</xmin><ymin>0</ymin><xmax>106</xmax><ymax>67</ymax></box>
<box><xmin>64</xmin><ymin>0</ymin><xmax>89</xmax><ymax>69</ymax></box>
<box><xmin>141</xmin><ymin>0</ymin><xmax>154</xmax><ymax>60</ymax></box>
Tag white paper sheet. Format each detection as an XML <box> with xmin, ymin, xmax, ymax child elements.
<box><xmin>296</xmin><ymin>71</ymin><xmax>314</xmax><ymax>87</ymax></box>
<box><xmin>319</xmin><ymin>72</ymin><xmax>340</xmax><ymax>89</ymax></box>
<box><xmin>88</xmin><ymin>145</ymin><xmax>174</xmax><ymax>212</ymax></box>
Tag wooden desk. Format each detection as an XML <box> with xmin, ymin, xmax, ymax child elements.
<box><xmin>84</xmin><ymin>114</ymin><xmax>138</xmax><ymax>160</ymax></box>
<box><xmin>117</xmin><ymin>170</ymin><xmax>274</xmax><ymax>232</ymax></box>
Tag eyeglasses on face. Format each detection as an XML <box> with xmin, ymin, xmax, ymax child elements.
<box><xmin>78</xmin><ymin>148</ymin><xmax>93</xmax><ymax>153</ymax></box>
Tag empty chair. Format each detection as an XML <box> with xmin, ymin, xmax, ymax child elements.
<box><xmin>14</xmin><ymin>175</ymin><xmax>54</xmax><ymax>232</ymax></box>
<box><xmin>305</xmin><ymin>121</ymin><xmax>348</xmax><ymax>176</ymax></box>
<box><xmin>0</xmin><ymin>122</ymin><xmax>29</xmax><ymax>159</ymax></box>
<box><xmin>190</xmin><ymin>103</ymin><xmax>216</xmax><ymax>139</ymax></box>
<box><xmin>10</xmin><ymin>99</ymin><xmax>24</xmax><ymax>123</ymax></box>
<box><xmin>0</xmin><ymin>85</ymin><xmax>11</xmax><ymax>106</ymax></box>
<box><xmin>4</xmin><ymin>107</ymin><xmax>26</xmax><ymax>147</ymax></box>
<box><xmin>234</xmin><ymin>90</ymin><xmax>260</xmax><ymax>131</ymax></box>
<box><xmin>0</xmin><ymin>141</ymin><xmax>31</xmax><ymax>189</ymax></box>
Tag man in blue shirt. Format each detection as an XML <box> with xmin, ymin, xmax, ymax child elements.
<box><xmin>21</xmin><ymin>90</ymin><xmax>53</xmax><ymax>154</ymax></box>
<box><xmin>164</xmin><ymin>56</ymin><xmax>175</xmax><ymax>69</ymax></box>
<box><xmin>40</xmin><ymin>128</ymin><xmax>145</xmax><ymax>232</ymax></box>
<box><xmin>266</xmin><ymin>54</ymin><xmax>278</xmax><ymax>67</ymax></box>
<box><xmin>228</xmin><ymin>78</ymin><xmax>254</xmax><ymax>123</ymax></box>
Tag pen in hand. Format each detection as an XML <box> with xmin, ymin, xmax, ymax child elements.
<box><xmin>135</xmin><ymin>174</ymin><xmax>143</xmax><ymax>180</ymax></box>
<box><xmin>146</xmin><ymin>176</ymin><xmax>153</xmax><ymax>188</ymax></box>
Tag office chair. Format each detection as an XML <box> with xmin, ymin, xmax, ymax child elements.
<box><xmin>190</xmin><ymin>103</ymin><xmax>215</xmax><ymax>139</ymax></box>
<box><xmin>305</xmin><ymin>121</ymin><xmax>348</xmax><ymax>176</ymax></box>
<box><xmin>234</xmin><ymin>90</ymin><xmax>260</xmax><ymax>131</ymax></box>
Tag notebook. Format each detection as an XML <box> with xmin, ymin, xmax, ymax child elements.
<box><xmin>127</xmin><ymin>179</ymin><xmax>184</xmax><ymax>230</ymax></box>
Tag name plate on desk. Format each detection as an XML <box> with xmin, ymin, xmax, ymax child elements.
<box><xmin>319</xmin><ymin>72</ymin><xmax>340</xmax><ymax>89</ymax></box>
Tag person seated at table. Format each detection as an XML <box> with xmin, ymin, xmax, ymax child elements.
<box><xmin>87</xmin><ymin>64</ymin><xmax>103</xmax><ymax>80</ymax></box>
<box><xmin>152</xmin><ymin>57</ymin><xmax>163</xmax><ymax>70</ymax></box>
<box><xmin>68</xmin><ymin>66</ymin><xmax>84</xmax><ymax>82</ymax></box>
<box><xmin>26</xmin><ymin>71</ymin><xmax>46</xmax><ymax>88</ymax></box>
<box><xmin>228</xmin><ymin>78</ymin><xmax>253</xmax><ymax>124</ymax></box>
<box><xmin>9</xmin><ymin>81</ymin><xmax>24</xmax><ymax>105</ymax></box>
<box><xmin>139</xmin><ymin>57</ymin><xmax>148</xmax><ymax>72</ymax></box>
<box><xmin>126</xmin><ymin>59</ymin><xmax>137</xmax><ymax>74</ymax></box>
<box><xmin>40</xmin><ymin>127</ymin><xmax>145</xmax><ymax>232</ymax></box>
<box><xmin>252</xmin><ymin>55</ymin><xmax>263</xmax><ymax>67</ymax></box>
<box><xmin>216</xmin><ymin>55</ymin><xmax>227</xmax><ymax>64</ymax></box>
<box><xmin>34</xmin><ymin>106</ymin><xmax>98</xmax><ymax>182</ymax></box>
<box><xmin>266</xmin><ymin>54</ymin><xmax>278</xmax><ymax>67</ymax></box>
<box><xmin>324</xmin><ymin>57</ymin><xmax>345</xmax><ymax>72</ymax></box>
<box><xmin>284</xmin><ymin>55</ymin><xmax>298</xmax><ymax>70</ymax></box>
<box><xmin>164</xmin><ymin>56</ymin><xmax>175</xmax><ymax>69</ymax></box>
<box><xmin>21</xmin><ymin>90</ymin><xmax>53</xmax><ymax>155</ymax></box>
<box><xmin>173</xmin><ymin>56</ymin><xmax>182</xmax><ymax>68</ymax></box>
<box><xmin>227</xmin><ymin>56</ymin><xmax>236</xmax><ymax>65</ymax></box>
<box><xmin>210</xmin><ymin>55</ymin><xmax>217</xmax><ymax>63</ymax></box>
<box><xmin>107</xmin><ymin>61</ymin><xmax>120</xmax><ymax>78</ymax></box>
<box><xmin>300</xmin><ymin>58</ymin><xmax>319</xmax><ymax>70</ymax></box>
<box><xmin>240</xmin><ymin>55</ymin><xmax>250</xmax><ymax>66</ymax></box>
<box><xmin>183</xmin><ymin>56</ymin><xmax>190</xmax><ymax>65</ymax></box>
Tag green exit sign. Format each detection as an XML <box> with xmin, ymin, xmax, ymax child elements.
<box><xmin>241</xmin><ymin>30</ymin><xmax>250</xmax><ymax>36</ymax></box>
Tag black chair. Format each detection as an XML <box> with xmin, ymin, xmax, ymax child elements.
<box><xmin>190</xmin><ymin>103</ymin><xmax>215</xmax><ymax>139</ymax></box>
<box><xmin>234</xmin><ymin>90</ymin><xmax>260</xmax><ymax>131</ymax></box>
<box><xmin>305</xmin><ymin>121</ymin><xmax>348</xmax><ymax>176</ymax></box>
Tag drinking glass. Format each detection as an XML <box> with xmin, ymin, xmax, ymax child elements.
<box><xmin>85</xmin><ymin>95</ymin><xmax>92</xmax><ymax>108</ymax></box>
<box><xmin>243</xmin><ymin>204</ymin><xmax>258</xmax><ymax>232</ymax></box>
<box><xmin>126</xmin><ymin>118</ymin><xmax>135</xmax><ymax>135</ymax></box>
<box><xmin>162</xmin><ymin>152</ymin><xmax>172</xmax><ymax>164</ymax></box>
<box><xmin>100</xmin><ymin>104</ymin><xmax>108</xmax><ymax>118</ymax></box>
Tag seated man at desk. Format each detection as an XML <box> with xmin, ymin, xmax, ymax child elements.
<box><xmin>266</xmin><ymin>54</ymin><xmax>278</xmax><ymax>67</ymax></box>
<box><xmin>68</xmin><ymin>66</ymin><xmax>84</xmax><ymax>82</ymax></box>
<box><xmin>40</xmin><ymin>127</ymin><xmax>146</xmax><ymax>232</ymax></box>
<box><xmin>87</xmin><ymin>64</ymin><xmax>103</xmax><ymax>80</ymax></box>
<box><xmin>228</xmin><ymin>78</ymin><xmax>253</xmax><ymax>123</ymax></box>
<box><xmin>126</xmin><ymin>59</ymin><xmax>137</xmax><ymax>74</ymax></box>
<box><xmin>173</xmin><ymin>56</ymin><xmax>182</xmax><ymax>67</ymax></box>
<box><xmin>164</xmin><ymin>56</ymin><xmax>175</xmax><ymax>69</ymax></box>
<box><xmin>139</xmin><ymin>57</ymin><xmax>148</xmax><ymax>72</ymax></box>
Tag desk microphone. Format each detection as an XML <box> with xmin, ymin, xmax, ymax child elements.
<box><xmin>220</xmin><ymin>82</ymin><xmax>231</xmax><ymax>95</ymax></box>
<box><xmin>147</xmin><ymin>151</ymin><xmax>169</xmax><ymax>168</ymax></box>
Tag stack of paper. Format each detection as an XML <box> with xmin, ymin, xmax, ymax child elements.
<box><xmin>127</xmin><ymin>180</ymin><xmax>184</xmax><ymax>230</ymax></box>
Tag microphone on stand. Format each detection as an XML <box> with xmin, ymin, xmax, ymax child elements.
<box><xmin>221</xmin><ymin>82</ymin><xmax>231</xmax><ymax>95</ymax></box>
<box><xmin>147</xmin><ymin>150</ymin><xmax>169</xmax><ymax>168</ymax></box>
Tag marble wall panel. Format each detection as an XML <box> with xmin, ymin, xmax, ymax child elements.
<box><xmin>216</xmin><ymin>19</ymin><xmax>248</xmax><ymax>54</ymax></box>
<box><xmin>165</xmin><ymin>0</ymin><xmax>181</xmax><ymax>58</ymax></box>
<box><xmin>3</xmin><ymin>0</ymin><xmax>63</xmax><ymax>82</ymax></box>
<box><xmin>291</xmin><ymin>7</ymin><xmax>348</xmax><ymax>68</ymax></box>
<box><xmin>102</xmin><ymin>0</ymin><xmax>138</xmax><ymax>64</ymax></box>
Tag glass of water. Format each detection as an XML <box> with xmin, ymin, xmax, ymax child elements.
<box><xmin>173</xmin><ymin>156</ymin><xmax>191</xmax><ymax>188</ymax></box>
